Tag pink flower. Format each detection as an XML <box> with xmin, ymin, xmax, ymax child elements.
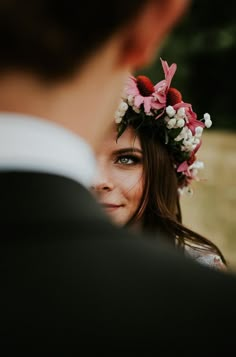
<box><xmin>125</xmin><ymin>75</ymin><xmax>162</xmax><ymax>113</ymax></box>
<box><xmin>153</xmin><ymin>58</ymin><xmax>177</xmax><ymax>104</ymax></box>
<box><xmin>174</xmin><ymin>102</ymin><xmax>205</xmax><ymax>135</ymax></box>
<box><xmin>160</xmin><ymin>58</ymin><xmax>177</xmax><ymax>89</ymax></box>
<box><xmin>177</xmin><ymin>162</ymin><xmax>196</xmax><ymax>182</ymax></box>
<box><xmin>177</xmin><ymin>160</ymin><xmax>191</xmax><ymax>175</ymax></box>
<box><xmin>151</xmin><ymin>59</ymin><xmax>177</xmax><ymax>119</ymax></box>
<box><xmin>177</xmin><ymin>143</ymin><xmax>201</xmax><ymax>178</ymax></box>
<box><xmin>125</xmin><ymin>59</ymin><xmax>177</xmax><ymax>114</ymax></box>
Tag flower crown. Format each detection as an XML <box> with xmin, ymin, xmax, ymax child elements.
<box><xmin>114</xmin><ymin>58</ymin><xmax>212</xmax><ymax>193</ymax></box>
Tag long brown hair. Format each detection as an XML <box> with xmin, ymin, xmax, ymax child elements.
<box><xmin>127</xmin><ymin>126</ymin><xmax>226</xmax><ymax>263</ymax></box>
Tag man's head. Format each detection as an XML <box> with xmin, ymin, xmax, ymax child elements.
<box><xmin>0</xmin><ymin>0</ymin><xmax>189</xmax><ymax>149</ymax></box>
<box><xmin>0</xmin><ymin>0</ymin><xmax>149</xmax><ymax>80</ymax></box>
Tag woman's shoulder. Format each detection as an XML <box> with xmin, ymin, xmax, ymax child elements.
<box><xmin>184</xmin><ymin>244</ymin><xmax>226</xmax><ymax>271</ymax></box>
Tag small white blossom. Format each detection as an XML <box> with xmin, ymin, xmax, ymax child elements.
<box><xmin>205</xmin><ymin>119</ymin><xmax>212</xmax><ymax>128</ymax></box>
<box><xmin>204</xmin><ymin>113</ymin><xmax>212</xmax><ymax>128</ymax></box>
<box><xmin>175</xmin><ymin>134</ymin><xmax>183</xmax><ymax>142</ymax></box>
<box><xmin>181</xmin><ymin>145</ymin><xmax>189</xmax><ymax>152</ymax></box>
<box><xmin>166</xmin><ymin>118</ymin><xmax>176</xmax><ymax>129</ymax></box>
<box><xmin>193</xmin><ymin>137</ymin><xmax>200</xmax><ymax>146</ymax></box>
<box><xmin>191</xmin><ymin>160</ymin><xmax>204</xmax><ymax>170</ymax></box>
<box><xmin>177</xmin><ymin>107</ymin><xmax>185</xmax><ymax>118</ymax></box>
<box><xmin>180</xmin><ymin>129</ymin><xmax>192</xmax><ymax>145</ymax></box>
<box><xmin>176</xmin><ymin>118</ymin><xmax>185</xmax><ymax>128</ymax></box>
<box><xmin>127</xmin><ymin>95</ymin><xmax>135</xmax><ymax>106</ymax></box>
<box><xmin>204</xmin><ymin>113</ymin><xmax>211</xmax><ymax>121</ymax></box>
<box><xmin>178</xmin><ymin>187</ymin><xmax>184</xmax><ymax>195</ymax></box>
<box><xmin>115</xmin><ymin>115</ymin><xmax>122</xmax><ymax>124</ymax></box>
<box><xmin>174</xmin><ymin>127</ymin><xmax>188</xmax><ymax>141</ymax></box>
<box><xmin>114</xmin><ymin>110</ymin><xmax>121</xmax><ymax>117</ymax></box>
<box><xmin>118</xmin><ymin>101</ymin><xmax>128</xmax><ymax>113</ymax></box>
<box><xmin>183</xmin><ymin>140</ymin><xmax>193</xmax><ymax>152</ymax></box>
<box><xmin>166</xmin><ymin>105</ymin><xmax>176</xmax><ymax>118</ymax></box>
<box><xmin>195</xmin><ymin>126</ymin><xmax>203</xmax><ymax>137</ymax></box>
<box><xmin>186</xmin><ymin>128</ymin><xmax>193</xmax><ymax>138</ymax></box>
<box><xmin>114</xmin><ymin>109</ymin><xmax>124</xmax><ymax>123</ymax></box>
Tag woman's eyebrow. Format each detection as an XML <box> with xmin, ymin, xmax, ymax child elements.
<box><xmin>113</xmin><ymin>148</ymin><xmax>143</xmax><ymax>155</ymax></box>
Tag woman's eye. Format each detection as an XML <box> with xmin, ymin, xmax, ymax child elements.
<box><xmin>116</xmin><ymin>155</ymin><xmax>140</xmax><ymax>165</ymax></box>
<box><xmin>119</xmin><ymin>157</ymin><xmax>133</xmax><ymax>164</ymax></box>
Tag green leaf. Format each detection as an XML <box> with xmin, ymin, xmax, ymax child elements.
<box><xmin>116</xmin><ymin>122</ymin><xmax>128</xmax><ymax>141</ymax></box>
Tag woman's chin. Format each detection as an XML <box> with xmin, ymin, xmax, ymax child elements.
<box><xmin>106</xmin><ymin>212</ymin><xmax>127</xmax><ymax>227</ymax></box>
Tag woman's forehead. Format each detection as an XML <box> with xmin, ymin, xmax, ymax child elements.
<box><xmin>96</xmin><ymin>125</ymin><xmax>142</xmax><ymax>157</ymax></box>
<box><xmin>108</xmin><ymin>126</ymin><xmax>141</xmax><ymax>149</ymax></box>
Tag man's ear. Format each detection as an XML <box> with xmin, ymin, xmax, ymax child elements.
<box><xmin>119</xmin><ymin>0</ymin><xmax>189</xmax><ymax>70</ymax></box>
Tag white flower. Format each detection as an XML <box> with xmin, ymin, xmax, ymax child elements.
<box><xmin>114</xmin><ymin>110</ymin><xmax>120</xmax><ymax>117</ymax></box>
<box><xmin>127</xmin><ymin>95</ymin><xmax>134</xmax><ymax>106</ymax></box>
<box><xmin>189</xmin><ymin>161</ymin><xmax>204</xmax><ymax>174</ymax></box>
<box><xmin>166</xmin><ymin>105</ymin><xmax>176</xmax><ymax>118</ymax></box>
<box><xmin>181</xmin><ymin>145</ymin><xmax>189</xmax><ymax>152</ymax></box>
<box><xmin>204</xmin><ymin>113</ymin><xmax>212</xmax><ymax>128</ymax></box>
<box><xmin>114</xmin><ymin>110</ymin><xmax>123</xmax><ymax>123</ymax></box>
<box><xmin>115</xmin><ymin>116</ymin><xmax>122</xmax><ymax>124</ymax></box>
<box><xmin>176</xmin><ymin>118</ymin><xmax>185</xmax><ymax>128</ymax></box>
<box><xmin>182</xmin><ymin>136</ymin><xmax>194</xmax><ymax>151</ymax></box>
<box><xmin>178</xmin><ymin>188</ymin><xmax>184</xmax><ymax>195</ymax></box>
<box><xmin>195</xmin><ymin>126</ymin><xmax>203</xmax><ymax>137</ymax></box>
<box><xmin>175</xmin><ymin>134</ymin><xmax>183</xmax><ymax>142</ymax></box>
<box><xmin>192</xmin><ymin>160</ymin><xmax>204</xmax><ymax>170</ymax></box>
<box><xmin>174</xmin><ymin>127</ymin><xmax>188</xmax><ymax>141</ymax></box>
<box><xmin>193</xmin><ymin>137</ymin><xmax>200</xmax><ymax>146</ymax></box>
<box><xmin>205</xmin><ymin>119</ymin><xmax>212</xmax><ymax>128</ymax></box>
<box><xmin>186</xmin><ymin>128</ymin><xmax>193</xmax><ymax>138</ymax></box>
<box><xmin>204</xmin><ymin>113</ymin><xmax>211</xmax><ymax>121</ymax></box>
<box><xmin>183</xmin><ymin>140</ymin><xmax>193</xmax><ymax>152</ymax></box>
<box><xmin>118</xmin><ymin>101</ymin><xmax>128</xmax><ymax>113</ymax></box>
<box><xmin>166</xmin><ymin>118</ymin><xmax>176</xmax><ymax>129</ymax></box>
<box><xmin>177</xmin><ymin>107</ymin><xmax>185</xmax><ymax>118</ymax></box>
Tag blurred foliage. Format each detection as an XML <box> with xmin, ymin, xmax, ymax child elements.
<box><xmin>137</xmin><ymin>0</ymin><xmax>236</xmax><ymax>130</ymax></box>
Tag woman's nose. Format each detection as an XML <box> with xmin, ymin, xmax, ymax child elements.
<box><xmin>91</xmin><ymin>165</ymin><xmax>114</xmax><ymax>192</ymax></box>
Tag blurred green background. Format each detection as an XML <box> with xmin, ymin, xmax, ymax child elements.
<box><xmin>138</xmin><ymin>0</ymin><xmax>235</xmax><ymax>131</ymax></box>
<box><xmin>137</xmin><ymin>0</ymin><xmax>236</xmax><ymax>270</ymax></box>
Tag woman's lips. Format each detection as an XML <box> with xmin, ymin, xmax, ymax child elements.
<box><xmin>101</xmin><ymin>203</ymin><xmax>122</xmax><ymax>210</ymax></box>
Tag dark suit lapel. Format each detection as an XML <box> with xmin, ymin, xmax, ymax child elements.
<box><xmin>0</xmin><ymin>171</ymin><xmax>107</xmax><ymax>224</ymax></box>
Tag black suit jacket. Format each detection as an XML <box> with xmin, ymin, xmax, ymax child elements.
<box><xmin>1</xmin><ymin>171</ymin><xmax>236</xmax><ymax>348</ymax></box>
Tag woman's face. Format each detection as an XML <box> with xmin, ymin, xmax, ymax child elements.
<box><xmin>91</xmin><ymin>125</ymin><xmax>144</xmax><ymax>226</ymax></box>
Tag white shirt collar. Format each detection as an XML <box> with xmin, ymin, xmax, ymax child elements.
<box><xmin>0</xmin><ymin>112</ymin><xmax>97</xmax><ymax>188</ymax></box>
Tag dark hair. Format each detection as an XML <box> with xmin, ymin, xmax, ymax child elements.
<box><xmin>0</xmin><ymin>0</ymin><xmax>150</xmax><ymax>81</ymax></box>
<box><xmin>127</xmin><ymin>125</ymin><xmax>226</xmax><ymax>264</ymax></box>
